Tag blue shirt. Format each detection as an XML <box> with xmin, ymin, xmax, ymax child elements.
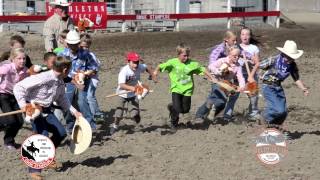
<box><xmin>259</xmin><ymin>54</ymin><xmax>299</xmax><ymax>82</ymax></box>
<box><xmin>58</xmin><ymin>48</ymin><xmax>99</xmax><ymax>78</ymax></box>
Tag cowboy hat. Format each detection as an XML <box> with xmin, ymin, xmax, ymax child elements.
<box><xmin>65</xmin><ymin>30</ymin><xmax>80</xmax><ymax>44</ymax></box>
<box><xmin>276</xmin><ymin>40</ymin><xmax>303</xmax><ymax>59</ymax></box>
<box><xmin>69</xmin><ymin>116</ymin><xmax>92</xmax><ymax>155</ymax></box>
<box><xmin>49</xmin><ymin>0</ymin><xmax>71</xmax><ymax>7</ymax></box>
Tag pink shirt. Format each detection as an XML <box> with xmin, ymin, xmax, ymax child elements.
<box><xmin>208</xmin><ymin>57</ymin><xmax>245</xmax><ymax>88</ymax></box>
<box><xmin>0</xmin><ymin>63</ymin><xmax>28</xmax><ymax>94</ymax></box>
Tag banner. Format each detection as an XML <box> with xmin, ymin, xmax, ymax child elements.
<box><xmin>46</xmin><ymin>2</ymin><xmax>107</xmax><ymax>29</ymax></box>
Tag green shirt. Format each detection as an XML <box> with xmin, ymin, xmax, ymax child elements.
<box><xmin>159</xmin><ymin>58</ymin><xmax>206</xmax><ymax>96</ymax></box>
<box><xmin>53</xmin><ymin>47</ymin><xmax>65</xmax><ymax>54</ymax></box>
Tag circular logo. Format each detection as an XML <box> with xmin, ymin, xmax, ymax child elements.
<box><xmin>254</xmin><ymin>128</ymin><xmax>288</xmax><ymax>166</ymax></box>
<box><xmin>21</xmin><ymin>134</ymin><xmax>55</xmax><ymax>169</ymax></box>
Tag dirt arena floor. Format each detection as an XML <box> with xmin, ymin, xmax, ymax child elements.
<box><xmin>0</xmin><ymin>23</ymin><xmax>320</xmax><ymax>180</ymax></box>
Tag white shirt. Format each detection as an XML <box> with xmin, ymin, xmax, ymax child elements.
<box><xmin>239</xmin><ymin>44</ymin><xmax>260</xmax><ymax>66</ymax></box>
<box><xmin>116</xmin><ymin>64</ymin><xmax>147</xmax><ymax>98</ymax></box>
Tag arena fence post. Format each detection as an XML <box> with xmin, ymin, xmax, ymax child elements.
<box><xmin>121</xmin><ymin>0</ymin><xmax>126</xmax><ymax>32</ymax></box>
<box><xmin>276</xmin><ymin>0</ymin><xmax>280</xmax><ymax>28</ymax></box>
<box><xmin>227</xmin><ymin>0</ymin><xmax>231</xmax><ymax>29</ymax></box>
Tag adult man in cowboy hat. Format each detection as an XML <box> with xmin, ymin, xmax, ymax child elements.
<box><xmin>259</xmin><ymin>40</ymin><xmax>309</xmax><ymax>126</ymax></box>
<box><xmin>43</xmin><ymin>0</ymin><xmax>74</xmax><ymax>52</ymax></box>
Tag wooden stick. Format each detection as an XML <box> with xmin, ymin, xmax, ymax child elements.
<box><xmin>106</xmin><ymin>91</ymin><xmax>129</xmax><ymax>98</ymax></box>
<box><xmin>106</xmin><ymin>90</ymin><xmax>154</xmax><ymax>98</ymax></box>
<box><xmin>0</xmin><ymin>109</ymin><xmax>25</xmax><ymax>117</ymax></box>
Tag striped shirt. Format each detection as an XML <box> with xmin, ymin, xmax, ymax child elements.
<box><xmin>0</xmin><ymin>63</ymin><xmax>28</xmax><ymax>94</ymax></box>
<box><xmin>43</xmin><ymin>13</ymin><xmax>74</xmax><ymax>52</ymax></box>
<box><xmin>13</xmin><ymin>70</ymin><xmax>73</xmax><ymax>112</ymax></box>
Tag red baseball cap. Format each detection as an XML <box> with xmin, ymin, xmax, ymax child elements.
<box><xmin>126</xmin><ymin>52</ymin><xmax>140</xmax><ymax>62</ymax></box>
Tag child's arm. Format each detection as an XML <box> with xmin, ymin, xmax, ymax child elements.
<box><xmin>295</xmin><ymin>80</ymin><xmax>309</xmax><ymax>96</ymax></box>
<box><xmin>291</xmin><ymin>63</ymin><xmax>309</xmax><ymax>96</ymax></box>
<box><xmin>203</xmin><ymin>69</ymin><xmax>217</xmax><ymax>83</ymax></box>
<box><xmin>153</xmin><ymin>65</ymin><xmax>160</xmax><ymax>77</ymax></box>
<box><xmin>119</xmin><ymin>83</ymin><xmax>136</xmax><ymax>92</ymax></box>
<box><xmin>146</xmin><ymin>65</ymin><xmax>157</xmax><ymax>82</ymax></box>
<box><xmin>248</xmin><ymin>53</ymin><xmax>260</xmax><ymax>83</ymax></box>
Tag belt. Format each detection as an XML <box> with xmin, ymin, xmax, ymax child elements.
<box><xmin>262</xmin><ymin>80</ymin><xmax>281</xmax><ymax>86</ymax></box>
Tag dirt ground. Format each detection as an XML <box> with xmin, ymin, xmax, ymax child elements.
<box><xmin>0</xmin><ymin>23</ymin><xmax>320</xmax><ymax>180</ymax></box>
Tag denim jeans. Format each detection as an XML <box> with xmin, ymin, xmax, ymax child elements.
<box><xmin>65</xmin><ymin>81</ymin><xmax>96</xmax><ymax>133</ymax></box>
<box><xmin>29</xmin><ymin>113</ymin><xmax>67</xmax><ymax>173</ymax></box>
<box><xmin>196</xmin><ymin>84</ymin><xmax>227</xmax><ymax>119</ymax></box>
<box><xmin>224</xmin><ymin>74</ymin><xmax>259</xmax><ymax>119</ymax></box>
<box><xmin>87</xmin><ymin>79</ymin><xmax>102</xmax><ymax>116</ymax></box>
<box><xmin>262</xmin><ymin>84</ymin><xmax>287</xmax><ymax>125</ymax></box>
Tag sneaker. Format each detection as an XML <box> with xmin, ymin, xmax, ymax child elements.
<box><xmin>207</xmin><ymin>104</ymin><xmax>216</xmax><ymax>121</ymax></box>
<box><xmin>109</xmin><ymin>124</ymin><xmax>118</xmax><ymax>135</ymax></box>
<box><xmin>168</xmin><ymin>123</ymin><xmax>177</xmax><ymax>133</ymax></box>
<box><xmin>194</xmin><ymin>117</ymin><xmax>204</xmax><ymax>124</ymax></box>
<box><xmin>248</xmin><ymin>114</ymin><xmax>261</xmax><ymax>122</ymax></box>
<box><xmin>5</xmin><ymin>142</ymin><xmax>21</xmax><ymax>150</ymax></box>
<box><xmin>133</xmin><ymin>124</ymin><xmax>142</xmax><ymax>132</ymax></box>
<box><xmin>95</xmin><ymin>114</ymin><xmax>105</xmax><ymax>123</ymax></box>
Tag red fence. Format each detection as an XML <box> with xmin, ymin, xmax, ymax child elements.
<box><xmin>0</xmin><ymin>11</ymin><xmax>280</xmax><ymax>22</ymax></box>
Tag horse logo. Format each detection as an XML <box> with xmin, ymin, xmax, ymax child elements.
<box><xmin>21</xmin><ymin>134</ymin><xmax>55</xmax><ymax>169</ymax></box>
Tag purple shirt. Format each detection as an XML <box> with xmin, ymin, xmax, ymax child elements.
<box><xmin>209</xmin><ymin>43</ymin><xmax>227</xmax><ymax>65</ymax></box>
<box><xmin>0</xmin><ymin>63</ymin><xmax>28</xmax><ymax>94</ymax></box>
<box><xmin>208</xmin><ymin>57</ymin><xmax>246</xmax><ymax>88</ymax></box>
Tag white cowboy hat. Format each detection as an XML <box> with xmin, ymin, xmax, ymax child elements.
<box><xmin>65</xmin><ymin>30</ymin><xmax>80</xmax><ymax>44</ymax></box>
<box><xmin>49</xmin><ymin>0</ymin><xmax>71</xmax><ymax>7</ymax></box>
<box><xmin>69</xmin><ymin>116</ymin><xmax>92</xmax><ymax>155</ymax></box>
<box><xmin>276</xmin><ymin>40</ymin><xmax>304</xmax><ymax>59</ymax></box>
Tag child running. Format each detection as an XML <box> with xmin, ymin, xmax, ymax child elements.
<box><xmin>0</xmin><ymin>48</ymin><xmax>29</xmax><ymax>150</ymax></box>
<box><xmin>195</xmin><ymin>46</ymin><xmax>245</xmax><ymax>122</ymax></box>
<box><xmin>153</xmin><ymin>43</ymin><xmax>214</xmax><ymax>133</ymax></box>
<box><xmin>79</xmin><ymin>33</ymin><xmax>104</xmax><ymax>119</ymax></box>
<box><xmin>110</xmin><ymin>52</ymin><xmax>155</xmax><ymax>135</ymax></box>
<box><xmin>224</xmin><ymin>27</ymin><xmax>261</xmax><ymax>121</ymax></box>
<box><xmin>13</xmin><ymin>56</ymin><xmax>82</xmax><ymax>180</ymax></box>
<box><xmin>259</xmin><ymin>40</ymin><xmax>309</xmax><ymax>126</ymax></box>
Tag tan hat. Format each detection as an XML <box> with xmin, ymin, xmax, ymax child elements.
<box><xmin>65</xmin><ymin>30</ymin><xmax>80</xmax><ymax>44</ymax></box>
<box><xmin>276</xmin><ymin>40</ymin><xmax>303</xmax><ymax>59</ymax></box>
<box><xmin>49</xmin><ymin>0</ymin><xmax>71</xmax><ymax>7</ymax></box>
<box><xmin>69</xmin><ymin>116</ymin><xmax>92</xmax><ymax>155</ymax></box>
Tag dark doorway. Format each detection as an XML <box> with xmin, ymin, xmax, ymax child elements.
<box><xmin>263</xmin><ymin>0</ymin><xmax>268</xmax><ymax>22</ymax></box>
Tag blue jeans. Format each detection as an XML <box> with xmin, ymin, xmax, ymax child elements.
<box><xmin>224</xmin><ymin>75</ymin><xmax>259</xmax><ymax>119</ymax></box>
<box><xmin>262</xmin><ymin>84</ymin><xmax>287</xmax><ymax>124</ymax></box>
<box><xmin>29</xmin><ymin>113</ymin><xmax>67</xmax><ymax>173</ymax></box>
<box><xmin>65</xmin><ymin>82</ymin><xmax>96</xmax><ymax>133</ymax></box>
<box><xmin>87</xmin><ymin>79</ymin><xmax>102</xmax><ymax>116</ymax></box>
<box><xmin>196</xmin><ymin>84</ymin><xmax>227</xmax><ymax>119</ymax></box>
